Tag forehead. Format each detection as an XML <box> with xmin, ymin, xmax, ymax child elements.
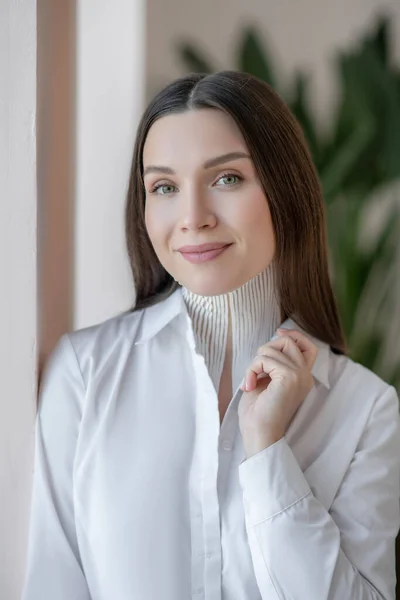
<box><xmin>142</xmin><ymin>108</ymin><xmax>248</xmax><ymax>168</ymax></box>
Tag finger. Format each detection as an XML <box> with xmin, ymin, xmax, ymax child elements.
<box><xmin>254</xmin><ymin>345</ymin><xmax>299</xmax><ymax>371</ymax></box>
<box><xmin>258</xmin><ymin>335</ymin><xmax>305</xmax><ymax>368</ymax></box>
<box><xmin>241</xmin><ymin>354</ymin><xmax>296</xmax><ymax>392</ymax></box>
<box><xmin>277</xmin><ymin>329</ymin><xmax>317</xmax><ymax>369</ymax></box>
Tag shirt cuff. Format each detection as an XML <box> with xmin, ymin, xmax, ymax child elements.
<box><xmin>238</xmin><ymin>437</ymin><xmax>311</xmax><ymax>526</ymax></box>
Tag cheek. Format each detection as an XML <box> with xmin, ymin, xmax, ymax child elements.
<box><xmin>144</xmin><ymin>202</ymin><xmax>170</xmax><ymax>250</ymax></box>
<box><xmin>237</xmin><ymin>188</ymin><xmax>275</xmax><ymax>241</ymax></box>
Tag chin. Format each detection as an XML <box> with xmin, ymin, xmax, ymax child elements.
<box><xmin>179</xmin><ymin>271</ymin><xmax>247</xmax><ymax>297</ymax></box>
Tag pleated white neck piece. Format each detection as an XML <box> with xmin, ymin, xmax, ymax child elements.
<box><xmin>182</xmin><ymin>264</ymin><xmax>282</xmax><ymax>395</ymax></box>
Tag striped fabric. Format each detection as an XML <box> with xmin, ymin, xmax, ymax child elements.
<box><xmin>182</xmin><ymin>264</ymin><xmax>281</xmax><ymax>394</ymax></box>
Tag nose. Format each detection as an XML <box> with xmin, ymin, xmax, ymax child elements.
<box><xmin>179</xmin><ymin>184</ymin><xmax>217</xmax><ymax>232</ymax></box>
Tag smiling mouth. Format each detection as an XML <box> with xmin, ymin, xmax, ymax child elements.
<box><xmin>178</xmin><ymin>244</ymin><xmax>232</xmax><ymax>264</ymax></box>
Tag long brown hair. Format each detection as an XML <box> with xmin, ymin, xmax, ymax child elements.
<box><xmin>125</xmin><ymin>71</ymin><xmax>346</xmax><ymax>354</ymax></box>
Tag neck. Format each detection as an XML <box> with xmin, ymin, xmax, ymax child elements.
<box><xmin>182</xmin><ymin>264</ymin><xmax>282</xmax><ymax>394</ymax></box>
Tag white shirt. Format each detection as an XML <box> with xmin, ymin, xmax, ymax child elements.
<box><xmin>23</xmin><ymin>287</ymin><xmax>400</xmax><ymax>600</ymax></box>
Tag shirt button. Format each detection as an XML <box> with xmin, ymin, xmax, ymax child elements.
<box><xmin>222</xmin><ymin>439</ymin><xmax>232</xmax><ymax>451</ymax></box>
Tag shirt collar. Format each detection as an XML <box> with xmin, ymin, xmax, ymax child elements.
<box><xmin>135</xmin><ymin>288</ymin><xmax>184</xmax><ymax>345</ymax></box>
<box><xmin>135</xmin><ymin>288</ymin><xmax>331</xmax><ymax>390</ymax></box>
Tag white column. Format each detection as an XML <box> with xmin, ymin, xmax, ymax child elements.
<box><xmin>74</xmin><ymin>0</ymin><xmax>146</xmax><ymax>329</ymax></box>
<box><xmin>0</xmin><ymin>1</ymin><xmax>37</xmax><ymax>598</ymax></box>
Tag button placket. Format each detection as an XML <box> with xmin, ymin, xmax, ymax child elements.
<box><xmin>186</xmin><ymin>318</ymin><xmax>223</xmax><ymax>600</ymax></box>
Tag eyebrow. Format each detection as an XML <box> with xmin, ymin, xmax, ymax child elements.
<box><xmin>143</xmin><ymin>151</ymin><xmax>251</xmax><ymax>177</ymax></box>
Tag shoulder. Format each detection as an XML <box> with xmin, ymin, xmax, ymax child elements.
<box><xmin>323</xmin><ymin>349</ymin><xmax>399</xmax><ymax>449</ymax></box>
<box><xmin>327</xmin><ymin>350</ymin><xmax>397</xmax><ymax>406</ymax></box>
<box><xmin>39</xmin><ymin>309</ymin><xmax>144</xmax><ymax>409</ymax></box>
<box><xmin>67</xmin><ymin>289</ymin><xmax>183</xmax><ymax>359</ymax></box>
<box><xmin>67</xmin><ymin>307</ymin><xmax>145</xmax><ymax>355</ymax></box>
<box><xmin>63</xmin><ymin>308</ymin><xmax>146</xmax><ymax>387</ymax></box>
<box><xmin>45</xmin><ymin>290</ymin><xmax>183</xmax><ymax>394</ymax></box>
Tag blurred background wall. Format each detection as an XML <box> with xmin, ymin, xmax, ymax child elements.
<box><xmin>1</xmin><ymin>0</ymin><xmax>400</xmax><ymax>597</ymax></box>
<box><xmin>73</xmin><ymin>0</ymin><xmax>145</xmax><ymax>331</ymax></box>
<box><xmin>147</xmin><ymin>0</ymin><xmax>400</xmax><ymax>127</ymax></box>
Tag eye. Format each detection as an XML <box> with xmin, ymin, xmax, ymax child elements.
<box><xmin>150</xmin><ymin>183</ymin><xmax>177</xmax><ymax>195</ymax></box>
<box><xmin>215</xmin><ymin>173</ymin><xmax>243</xmax><ymax>187</ymax></box>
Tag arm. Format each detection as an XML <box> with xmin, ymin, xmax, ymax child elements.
<box><xmin>22</xmin><ymin>335</ymin><xmax>91</xmax><ymax>600</ymax></box>
<box><xmin>238</xmin><ymin>386</ymin><xmax>400</xmax><ymax>600</ymax></box>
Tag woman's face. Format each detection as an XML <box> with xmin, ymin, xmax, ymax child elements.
<box><xmin>143</xmin><ymin>108</ymin><xmax>275</xmax><ymax>296</ymax></box>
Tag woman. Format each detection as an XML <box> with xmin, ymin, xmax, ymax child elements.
<box><xmin>23</xmin><ymin>71</ymin><xmax>400</xmax><ymax>600</ymax></box>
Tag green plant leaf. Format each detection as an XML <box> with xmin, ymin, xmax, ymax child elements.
<box><xmin>320</xmin><ymin>113</ymin><xmax>375</xmax><ymax>203</ymax></box>
<box><xmin>359</xmin><ymin>48</ymin><xmax>400</xmax><ymax>180</ymax></box>
<box><xmin>362</xmin><ymin>14</ymin><xmax>390</xmax><ymax>66</ymax></box>
<box><xmin>289</xmin><ymin>72</ymin><xmax>321</xmax><ymax>166</ymax></box>
<box><xmin>237</xmin><ymin>27</ymin><xmax>276</xmax><ymax>88</ymax></box>
<box><xmin>325</xmin><ymin>24</ymin><xmax>400</xmax><ymax>195</ymax></box>
<box><xmin>176</xmin><ymin>43</ymin><xmax>215</xmax><ymax>74</ymax></box>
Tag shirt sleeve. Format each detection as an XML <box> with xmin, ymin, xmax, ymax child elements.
<box><xmin>238</xmin><ymin>385</ymin><xmax>400</xmax><ymax>600</ymax></box>
<box><xmin>22</xmin><ymin>334</ymin><xmax>91</xmax><ymax>600</ymax></box>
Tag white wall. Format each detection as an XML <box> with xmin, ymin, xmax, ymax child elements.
<box><xmin>74</xmin><ymin>0</ymin><xmax>146</xmax><ymax>329</ymax></box>
<box><xmin>0</xmin><ymin>1</ymin><xmax>37</xmax><ymax>598</ymax></box>
<box><xmin>146</xmin><ymin>0</ymin><xmax>400</xmax><ymax>129</ymax></box>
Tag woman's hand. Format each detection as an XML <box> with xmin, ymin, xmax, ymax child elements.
<box><xmin>238</xmin><ymin>328</ymin><xmax>318</xmax><ymax>459</ymax></box>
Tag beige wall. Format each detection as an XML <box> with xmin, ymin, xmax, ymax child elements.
<box><xmin>146</xmin><ymin>0</ymin><xmax>400</xmax><ymax>128</ymax></box>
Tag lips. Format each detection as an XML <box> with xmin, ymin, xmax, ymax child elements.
<box><xmin>177</xmin><ymin>243</ymin><xmax>232</xmax><ymax>264</ymax></box>
<box><xmin>178</xmin><ymin>242</ymin><xmax>231</xmax><ymax>253</ymax></box>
